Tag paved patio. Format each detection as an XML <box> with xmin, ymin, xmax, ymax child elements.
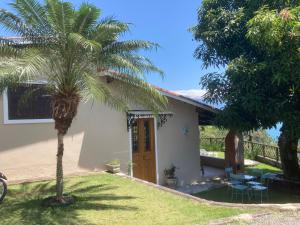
<box><xmin>143</xmin><ymin>156</ymin><xmax>261</xmax><ymax>195</ymax></box>
<box><xmin>171</xmin><ymin>161</ymin><xmax>262</xmax><ymax>194</ymax></box>
<box><xmin>202</xmin><ymin>166</ymin><xmax>225</xmax><ymax>178</ymax></box>
<box><xmin>174</xmin><ymin>166</ymin><xmax>226</xmax><ymax>194</ymax></box>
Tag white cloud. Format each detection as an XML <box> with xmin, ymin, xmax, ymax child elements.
<box><xmin>174</xmin><ymin>89</ymin><xmax>206</xmax><ymax>101</ymax></box>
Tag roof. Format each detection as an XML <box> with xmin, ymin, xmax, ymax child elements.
<box><xmin>104</xmin><ymin>71</ymin><xmax>218</xmax><ymax>125</ymax></box>
<box><xmin>154</xmin><ymin>86</ymin><xmax>218</xmax><ymax>114</ymax></box>
<box><xmin>154</xmin><ymin>87</ymin><xmax>218</xmax><ymax>125</ymax></box>
<box><xmin>0</xmin><ymin>36</ymin><xmax>53</xmax><ymax>46</ymax></box>
<box><xmin>101</xmin><ymin>70</ymin><xmax>218</xmax><ymax>113</ymax></box>
<box><xmin>101</xmin><ymin>70</ymin><xmax>218</xmax><ymax>125</ymax></box>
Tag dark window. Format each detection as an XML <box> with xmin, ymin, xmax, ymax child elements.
<box><xmin>131</xmin><ymin>121</ymin><xmax>139</xmax><ymax>152</ymax></box>
<box><xmin>7</xmin><ymin>84</ymin><xmax>52</xmax><ymax>120</ymax></box>
<box><xmin>144</xmin><ymin>120</ymin><xmax>150</xmax><ymax>151</ymax></box>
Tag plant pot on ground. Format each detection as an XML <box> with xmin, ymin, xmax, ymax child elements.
<box><xmin>106</xmin><ymin>160</ymin><xmax>120</xmax><ymax>174</ymax></box>
<box><xmin>165</xmin><ymin>177</ymin><xmax>177</xmax><ymax>186</ymax></box>
<box><xmin>164</xmin><ymin>164</ymin><xmax>178</xmax><ymax>187</ymax></box>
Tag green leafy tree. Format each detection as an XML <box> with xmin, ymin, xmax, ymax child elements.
<box><xmin>0</xmin><ymin>0</ymin><xmax>166</xmax><ymax>203</ymax></box>
<box><xmin>246</xmin><ymin>7</ymin><xmax>300</xmax><ymax>180</ymax></box>
<box><xmin>192</xmin><ymin>0</ymin><xmax>300</xmax><ymax>180</ymax></box>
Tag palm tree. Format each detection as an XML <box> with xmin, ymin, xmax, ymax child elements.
<box><xmin>0</xmin><ymin>0</ymin><xmax>166</xmax><ymax>203</ymax></box>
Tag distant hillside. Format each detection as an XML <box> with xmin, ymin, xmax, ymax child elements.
<box><xmin>200</xmin><ymin>126</ymin><xmax>276</xmax><ymax>145</ymax></box>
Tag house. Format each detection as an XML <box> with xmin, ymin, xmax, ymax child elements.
<box><xmin>0</xmin><ymin>78</ymin><xmax>217</xmax><ymax>185</ymax></box>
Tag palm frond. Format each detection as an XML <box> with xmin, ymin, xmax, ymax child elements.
<box><xmin>69</xmin><ymin>33</ymin><xmax>101</xmax><ymax>52</ymax></box>
<box><xmin>101</xmin><ymin>40</ymin><xmax>159</xmax><ymax>54</ymax></box>
<box><xmin>0</xmin><ymin>45</ymin><xmax>23</xmax><ymax>58</ymax></box>
<box><xmin>10</xmin><ymin>0</ymin><xmax>50</xmax><ymax>35</ymax></box>
<box><xmin>105</xmin><ymin>72</ymin><xmax>167</xmax><ymax>113</ymax></box>
<box><xmin>119</xmin><ymin>54</ymin><xmax>164</xmax><ymax>76</ymax></box>
<box><xmin>103</xmin><ymin>54</ymin><xmax>142</xmax><ymax>75</ymax></box>
<box><xmin>0</xmin><ymin>49</ymin><xmax>49</xmax><ymax>83</ymax></box>
<box><xmin>98</xmin><ymin>16</ymin><xmax>129</xmax><ymax>33</ymax></box>
<box><xmin>98</xmin><ymin>53</ymin><xmax>164</xmax><ymax>78</ymax></box>
<box><xmin>0</xmin><ymin>53</ymin><xmax>44</xmax><ymax>92</ymax></box>
<box><xmin>46</xmin><ymin>0</ymin><xmax>74</xmax><ymax>37</ymax></box>
<box><xmin>80</xmin><ymin>72</ymin><xmax>128</xmax><ymax>111</ymax></box>
<box><xmin>73</xmin><ymin>3</ymin><xmax>100</xmax><ymax>34</ymax></box>
<box><xmin>0</xmin><ymin>9</ymin><xmax>34</xmax><ymax>36</ymax></box>
<box><xmin>91</xmin><ymin>17</ymin><xmax>129</xmax><ymax>43</ymax></box>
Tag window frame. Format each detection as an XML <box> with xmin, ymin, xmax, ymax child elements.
<box><xmin>3</xmin><ymin>81</ymin><xmax>54</xmax><ymax>125</ymax></box>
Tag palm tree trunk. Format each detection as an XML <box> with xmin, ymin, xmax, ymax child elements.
<box><xmin>56</xmin><ymin>131</ymin><xmax>64</xmax><ymax>201</ymax></box>
<box><xmin>52</xmin><ymin>93</ymin><xmax>80</xmax><ymax>202</ymax></box>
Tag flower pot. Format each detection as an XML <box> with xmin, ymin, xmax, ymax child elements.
<box><xmin>166</xmin><ymin>178</ymin><xmax>177</xmax><ymax>187</ymax></box>
<box><xmin>106</xmin><ymin>164</ymin><xmax>120</xmax><ymax>174</ymax></box>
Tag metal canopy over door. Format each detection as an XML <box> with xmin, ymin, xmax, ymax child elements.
<box><xmin>131</xmin><ymin>118</ymin><xmax>156</xmax><ymax>183</ymax></box>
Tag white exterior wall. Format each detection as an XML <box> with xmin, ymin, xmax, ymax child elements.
<box><xmin>0</xmin><ymin>94</ymin><xmax>201</xmax><ymax>185</ymax></box>
<box><xmin>156</xmin><ymin>98</ymin><xmax>201</xmax><ymax>185</ymax></box>
<box><xmin>0</xmin><ymin>96</ymin><xmax>130</xmax><ymax>182</ymax></box>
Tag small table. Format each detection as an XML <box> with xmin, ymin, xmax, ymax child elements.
<box><xmin>236</xmin><ymin>174</ymin><xmax>256</xmax><ymax>183</ymax></box>
<box><xmin>262</xmin><ymin>172</ymin><xmax>278</xmax><ymax>180</ymax></box>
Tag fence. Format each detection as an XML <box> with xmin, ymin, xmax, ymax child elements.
<box><xmin>200</xmin><ymin>137</ymin><xmax>225</xmax><ymax>152</ymax></box>
<box><xmin>200</xmin><ymin>137</ymin><xmax>300</xmax><ymax>167</ymax></box>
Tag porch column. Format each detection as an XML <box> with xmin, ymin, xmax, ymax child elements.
<box><xmin>225</xmin><ymin>130</ymin><xmax>244</xmax><ymax>173</ymax></box>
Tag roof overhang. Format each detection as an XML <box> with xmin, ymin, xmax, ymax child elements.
<box><xmin>155</xmin><ymin>87</ymin><xmax>219</xmax><ymax>126</ymax></box>
<box><xmin>155</xmin><ymin>87</ymin><xmax>218</xmax><ymax>114</ymax></box>
<box><xmin>102</xmin><ymin>72</ymin><xmax>219</xmax><ymax>125</ymax></box>
<box><xmin>196</xmin><ymin>107</ymin><xmax>217</xmax><ymax>125</ymax></box>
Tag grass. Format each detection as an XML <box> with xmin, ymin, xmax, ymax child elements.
<box><xmin>1</xmin><ymin>173</ymin><xmax>245</xmax><ymax>225</ymax></box>
<box><xmin>196</xmin><ymin>163</ymin><xmax>300</xmax><ymax>204</ymax></box>
<box><xmin>215</xmin><ymin>151</ymin><xmax>225</xmax><ymax>158</ymax></box>
<box><xmin>202</xmin><ymin>146</ymin><xmax>282</xmax><ymax>173</ymax></box>
<box><xmin>245</xmin><ymin>163</ymin><xmax>281</xmax><ymax>174</ymax></box>
<box><xmin>200</xmin><ymin>149</ymin><xmax>225</xmax><ymax>158</ymax></box>
<box><xmin>195</xmin><ymin>186</ymin><xmax>300</xmax><ymax>204</ymax></box>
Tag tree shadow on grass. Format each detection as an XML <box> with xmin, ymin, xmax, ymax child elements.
<box><xmin>1</xmin><ymin>180</ymin><xmax>138</xmax><ymax>225</ymax></box>
<box><xmin>8</xmin><ymin>181</ymin><xmax>55</xmax><ymax>197</ymax></box>
<box><xmin>195</xmin><ymin>186</ymin><xmax>300</xmax><ymax>204</ymax></box>
<box><xmin>70</xmin><ymin>184</ymin><xmax>120</xmax><ymax>194</ymax></box>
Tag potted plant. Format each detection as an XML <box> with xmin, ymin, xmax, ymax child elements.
<box><xmin>105</xmin><ymin>159</ymin><xmax>120</xmax><ymax>174</ymax></box>
<box><xmin>164</xmin><ymin>164</ymin><xmax>178</xmax><ymax>187</ymax></box>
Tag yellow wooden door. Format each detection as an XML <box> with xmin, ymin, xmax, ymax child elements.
<box><xmin>132</xmin><ymin>118</ymin><xmax>156</xmax><ymax>183</ymax></box>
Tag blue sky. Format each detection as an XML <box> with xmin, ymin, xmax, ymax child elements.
<box><xmin>0</xmin><ymin>0</ymin><xmax>212</xmax><ymax>91</ymax></box>
<box><xmin>0</xmin><ymin>0</ymin><xmax>280</xmax><ymax>139</ymax></box>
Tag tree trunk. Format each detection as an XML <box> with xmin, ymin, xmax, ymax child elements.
<box><xmin>225</xmin><ymin>130</ymin><xmax>244</xmax><ymax>173</ymax></box>
<box><xmin>278</xmin><ymin>125</ymin><xmax>300</xmax><ymax>181</ymax></box>
<box><xmin>236</xmin><ymin>132</ymin><xmax>244</xmax><ymax>172</ymax></box>
<box><xmin>56</xmin><ymin>132</ymin><xmax>64</xmax><ymax>201</ymax></box>
<box><xmin>52</xmin><ymin>92</ymin><xmax>80</xmax><ymax>202</ymax></box>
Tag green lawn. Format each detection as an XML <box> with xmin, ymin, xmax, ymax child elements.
<box><xmin>196</xmin><ymin>162</ymin><xmax>300</xmax><ymax>204</ymax></box>
<box><xmin>215</xmin><ymin>151</ymin><xmax>225</xmax><ymax>158</ymax></box>
<box><xmin>195</xmin><ymin>186</ymin><xmax>300</xmax><ymax>204</ymax></box>
<box><xmin>196</xmin><ymin>163</ymin><xmax>300</xmax><ymax>204</ymax></box>
<box><xmin>245</xmin><ymin>163</ymin><xmax>281</xmax><ymax>174</ymax></box>
<box><xmin>1</xmin><ymin>173</ymin><xmax>245</xmax><ymax>225</ymax></box>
